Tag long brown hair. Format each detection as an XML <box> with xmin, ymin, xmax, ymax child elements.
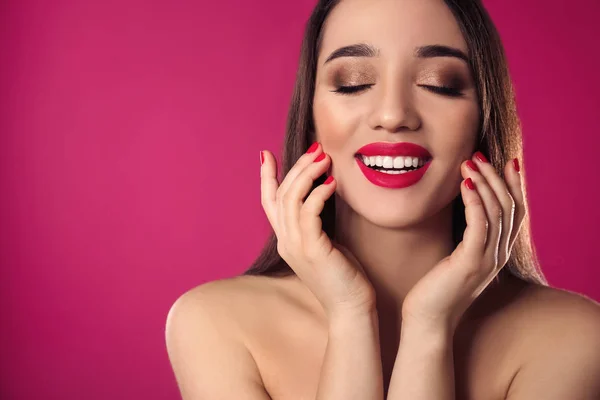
<box><xmin>242</xmin><ymin>0</ymin><xmax>548</xmax><ymax>286</ymax></box>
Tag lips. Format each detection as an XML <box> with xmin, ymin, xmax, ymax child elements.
<box><xmin>355</xmin><ymin>142</ymin><xmax>432</xmax><ymax>158</ymax></box>
<box><xmin>354</xmin><ymin>141</ymin><xmax>432</xmax><ymax>189</ymax></box>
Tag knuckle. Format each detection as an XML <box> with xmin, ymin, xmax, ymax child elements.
<box><xmin>282</xmin><ymin>185</ymin><xmax>299</xmax><ymax>205</ymax></box>
<box><xmin>281</xmin><ymin>190</ymin><xmax>290</xmax><ymax>205</ymax></box>
<box><xmin>260</xmin><ymin>196</ymin><xmax>269</xmax><ymax>208</ymax></box>
<box><xmin>490</xmin><ymin>203</ymin><xmax>503</xmax><ymax>220</ymax></box>
<box><xmin>275</xmin><ymin>189</ymin><xmax>284</xmax><ymax>204</ymax></box>
<box><xmin>474</xmin><ymin>212</ymin><xmax>488</xmax><ymax>227</ymax></box>
<box><xmin>508</xmin><ymin>193</ymin><xmax>516</xmax><ymax>209</ymax></box>
<box><xmin>300</xmin><ymin>200</ymin><xmax>316</xmax><ymax>218</ymax></box>
<box><xmin>276</xmin><ymin>241</ymin><xmax>288</xmax><ymax>258</ymax></box>
<box><xmin>283</xmin><ymin>189</ymin><xmax>297</xmax><ymax>206</ymax></box>
<box><xmin>300</xmin><ymin>153</ymin><xmax>313</xmax><ymax>164</ymax></box>
<box><xmin>502</xmin><ymin>195</ymin><xmax>516</xmax><ymax>215</ymax></box>
<box><xmin>468</xmin><ymin>195</ymin><xmax>484</xmax><ymax>207</ymax></box>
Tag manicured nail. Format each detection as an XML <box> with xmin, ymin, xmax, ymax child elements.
<box><xmin>324</xmin><ymin>176</ymin><xmax>334</xmax><ymax>185</ymax></box>
<box><xmin>513</xmin><ymin>158</ymin><xmax>520</xmax><ymax>172</ymax></box>
<box><xmin>466</xmin><ymin>160</ymin><xmax>479</xmax><ymax>172</ymax></box>
<box><xmin>465</xmin><ymin>178</ymin><xmax>475</xmax><ymax>190</ymax></box>
<box><xmin>260</xmin><ymin>151</ymin><xmax>264</xmax><ymax>165</ymax></box>
<box><xmin>314</xmin><ymin>153</ymin><xmax>326</xmax><ymax>162</ymax></box>
<box><xmin>474</xmin><ymin>151</ymin><xmax>488</xmax><ymax>163</ymax></box>
<box><xmin>306</xmin><ymin>142</ymin><xmax>319</xmax><ymax>154</ymax></box>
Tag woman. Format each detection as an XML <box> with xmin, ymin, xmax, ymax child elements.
<box><xmin>166</xmin><ymin>0</ymin><xmax>600</xmax><ymax>398</ymax></box>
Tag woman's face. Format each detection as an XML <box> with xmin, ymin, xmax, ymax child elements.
<box><xmin>313</xmin><ymin>0</ymin><xmax>480</xmax><ymax>228</ymax></box>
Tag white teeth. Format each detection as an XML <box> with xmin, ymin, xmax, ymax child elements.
<box><xmin>393</xmin><ymin>156</ymin><xmax>404</xmax><ymax>168</ymax></box>
<box><xmin>359</xmin><ymin>155</ymin><xmax>430</xmax><ymax>169</ymax></box>
<box><xmin>382</xmin><ymin>156</ymin><xmax>393</xmax><ymax>168</ymax></box>
<box><xmin>379</xmin><ymin>169</ymin><xmax>410</xmax><ymax>175</ymax></box>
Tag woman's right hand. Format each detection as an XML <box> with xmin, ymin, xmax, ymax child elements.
<box><xmin>260</xmin><ymin>142</ymin><xmax>376</xmax><ymax>319</ymax></box>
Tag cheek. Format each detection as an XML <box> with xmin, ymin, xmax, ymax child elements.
<box><xmin>312</xmin><ymin>94</ymin><xmax>361</xmax><ymax>153</ymax></box>
<box><xmin>432</xmin><ymin>102</ymin><xmax>480</xmax><ymax>160</ymax></box>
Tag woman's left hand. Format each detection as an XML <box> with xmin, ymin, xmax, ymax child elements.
<box><xmin>402</xmin><ymin>152</ymin><xmax>525</xmax><ymax>333</ymax></box>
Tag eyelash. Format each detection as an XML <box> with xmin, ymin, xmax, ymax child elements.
<box><xmin>332</xmin><ymin>84</ymin><xmax>463</xmax><ymax>97</ymax></box>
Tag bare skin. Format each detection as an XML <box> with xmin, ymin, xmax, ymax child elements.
<box><xmin>166</xmin><ymin>272</ymin><xmax>600</xmax><ymax>399</ymax></box>
<box><xmin>166</xmin><ymin>0</ymin><xmax>600</xmax><ymax>398</ymax></box>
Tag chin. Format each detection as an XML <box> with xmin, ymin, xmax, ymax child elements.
<box><xmin>358</xmin><ymin>200</ymin><xmax>432</xmax><ymax>229</ymax></box>
<box><xmin>335</xmin><ymin>176</ymin><xmax>459</xmax><ymax>230</ymax></box>
<box><xmin>335</xmin><ymin>187</ymin><xmax>429</xmax><ymax>229</ymax></box>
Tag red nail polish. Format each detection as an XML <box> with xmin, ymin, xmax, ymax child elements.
<box><xmin>474</xmin><ymin>151</ymin><xmax>488</xmax><ymax>163</ymax></box>
<box><xmin>306</xmin><ymin>142</ymin><xmax>319</xmax><ymax>154</ymax></box>
<box><xmin>513</xmin><ymin>158</ymin><xmax>520</xmax><ymax>172</ymax></box>
<box><xmin>324</xmin><ymin>176</ymin><xmax>334</xmax><ymax>185</ymax></box>
<box><xmin>314</xmin><ymin>153</ymin><xmax>326</xmax><ymax>162</ymax></box>
<box><xmin>466</xmin><ymin>160</ymin><xmax>479</xmax><ymax>172</ymax></box>
<box><xmin>465</xmin><ymin>178</ymin><xmax>475</xmax><ymax>190</ymax></box>
<box><xmin>260</xmin><ymin>151</ymin><xmax>264</xmax><ymax>165</ymax></box>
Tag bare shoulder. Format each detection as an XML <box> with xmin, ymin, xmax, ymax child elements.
<box><xmin>165</xmin><ymin>274</ymin><xmax>295</xmax><ymax>399</ymax></box>
<box><xmin>503</xmin><ymin>281</ymin><xmax>600</xmax><ymax>399</ymax></box>
<box><xmin>510</xmin><ymin>282</ymin><xmax>600</xmax><ymax>338</ymax></box>
<box><xmin>502</xmin><ymin>280</ymin><xmax>600</xmax><ymax>352</ymax></box>
<box><xmin>167</xmin><ymin>275</ymin><xmax>284</xmax><ymax>326</ymax></box>
<box><xmin>170</xmin><ymin>274</ymin><xmax>317</xmax><ymax>330</ymax></box>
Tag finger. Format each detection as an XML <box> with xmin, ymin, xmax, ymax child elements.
<box><xmin>503</xmin><ymin>157</ymin><xmax>525</xmax><ymax>252</ymax></box>
<box><xmin>260</xmin><ymin>150</ymin><xmax>280</xmax><ymax>233</ymax></box>
<box><xmin>458</xmin><ymin>178</ymin><xmax>488</xmax><ymax>280</ymax></box>
<box><xmin>461</xmin><ymin>158</ymin><xmax>502</xmax><ymax>270</ymax></box>
<box><xmin>276</xmin><ymin>142</ymin><xmax>323</xmax><ymax>240</ymax></box>
<box><xmin>471</xmin><ymin>152</ymin><xmax>516</xmax><ymax>266</ymax></box>
<box><xmin>278</xmin><ymin>142</ymin><xmax>322</xmax><ymax>196</ymax></box>
<box><xmin>283</xmin><ymin>152</ymin><xmax>331</xmax><ymax>247</ymax></box>
<box><xmin>298</xmin><ymin>173</ymin><xmax>336</xmax><ymax>257</ymax></box>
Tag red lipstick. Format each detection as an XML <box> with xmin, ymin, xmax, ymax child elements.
<box><xmin>355</xmin><ymin>142</ymin><xmax>432</xmax><ymax>189</ymax></box>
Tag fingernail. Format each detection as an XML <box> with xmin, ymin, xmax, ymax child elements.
<box><xmin>314</xmin><ymin>153</ymin><xmax>326</xmax><ymax>162</ymax></box>
<box><xmin>306</xmin><ymin>142</ymin><xmax>319</xmax><ymax>154</ymax></box>
<box><xmin>513</xmin><ymin>158</ymin><xmax>520</xmax><ymax>172</ymax></box>
<box><xmin>474</xmin><ymin>151</ymin><xmax>489</xmax><ymax>163</ymax></box>
<box><xmin>260</xmin><ymin>151</ymin><xmax>264</xmax><ymax>165</ymax></box>
<box><xmin>466</xmin><ymin>160</ymin><xmax>479</xmax><ymax>172</ymax></box>
<box><xmin>324</xmin><ymin>176</ymin><xmax>334</xmax><ymax>185</ymax></box>
<box><xmin>465</xmin><ymin>178</ymin><xmax>475</xmax><ymax>190</ymax></box>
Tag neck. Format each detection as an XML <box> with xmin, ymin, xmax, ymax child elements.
<box><xmin>333</xmin><ymin>195</ymin><xmax>457</xmax><ymax>319</ymax></box>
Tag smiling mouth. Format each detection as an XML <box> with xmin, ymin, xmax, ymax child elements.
<box><xmin>355</xmin><ymin>154</ymin><xmax>432</xmax><ymax>174</ymax></box>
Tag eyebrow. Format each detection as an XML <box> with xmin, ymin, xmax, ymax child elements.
<box><xmin>323</xmin><ymin>43</ymin><xmax>469</xmax><ymax>64</ymax></box>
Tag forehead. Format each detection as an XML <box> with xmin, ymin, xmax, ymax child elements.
<box><xmin>318</xmin><ymin>0</ymin><xmax>468</xmax><ymax>63</ymax></box>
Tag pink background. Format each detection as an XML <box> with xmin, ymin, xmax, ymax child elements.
<box><xmin>1</xmin><ymin>0</ymin><xmax>598</xmax><ymax>398</ymax></box>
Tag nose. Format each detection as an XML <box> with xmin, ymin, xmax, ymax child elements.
<box><xmin>366</xmin><ymin>77</ymin><xmax>421</xmax><ymax>133</ymax></box>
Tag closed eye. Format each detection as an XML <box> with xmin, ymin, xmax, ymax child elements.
<box><xmin>419</xmin><ymin>85</ymin><xmax>464</xmax><ymax>97</ymax></box>
<box><xmin>332</xmin><ymin>84</ymin><xmax>373</xmax><ymax>95</ymax></box>
<box><xmin>331</xmin><ymin>84</ymin><xmax>464</xmax><ymax>97</ymax></box>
